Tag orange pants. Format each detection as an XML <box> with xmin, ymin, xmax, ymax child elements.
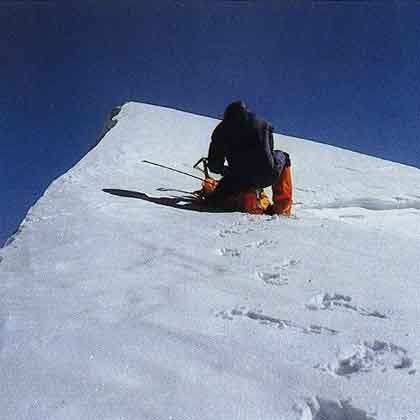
<box><xmin>271</xmin><ymin>166</ymin><xmax>293</xmax><ymax>216</ymax></box>
<box><xmin>241</xmin><ymin>190</ymin><xmax>264</xmax><ymax>214</ymax></box>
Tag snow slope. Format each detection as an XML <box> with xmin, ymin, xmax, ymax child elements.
<box><xmin>1</xmin><ymin>102</ymin><xmax>420</xmax><ymax>420</ymax></box>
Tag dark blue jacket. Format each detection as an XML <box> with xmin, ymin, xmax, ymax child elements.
<box><xmin>208</xmin><ymin>111</ymin><xmax>281</xmax><ymax>189</ymax></box>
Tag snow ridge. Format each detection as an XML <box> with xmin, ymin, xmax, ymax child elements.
<box><xmin>1</xmin><ymin>102</ymin><xmax>420</xmax><ymax>420</ymax></box>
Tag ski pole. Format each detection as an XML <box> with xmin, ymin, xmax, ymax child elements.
<box><xmin>141</xmin><ymin>160</ymin><xmax>205</xmax><ymax>181</ymax></box>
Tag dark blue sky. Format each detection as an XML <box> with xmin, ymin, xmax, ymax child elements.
<box><xmin>1</xmin><ymin>1</ymin><xmax>420</xmax><ymax>246</ymax></box>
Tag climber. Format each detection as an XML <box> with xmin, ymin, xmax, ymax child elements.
<box><xmin>205</xmin><ymin>101</ymin><xmax>292</xmax><ymax>215</ymax></box>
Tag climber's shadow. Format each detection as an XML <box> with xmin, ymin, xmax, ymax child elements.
<box><xmin>102</xmin><ymin>189</ymin><xmax>228</xmax><ymax>213</ymax></box>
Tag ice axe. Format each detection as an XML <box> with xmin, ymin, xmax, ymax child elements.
<box><xmin>141</xmin><ymin>160</ymin><xmax>205</xmax><ymax>181</ymax></box>
<box><xmin>193</xmin><ymin>157</ymin><xmax>210</xmax><ymax>178</ymax></box>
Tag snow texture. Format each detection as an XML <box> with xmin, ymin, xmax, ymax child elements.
<box><xmin>1</xmin><ymin>102</ymin><xmax>420</xmax><ymax>420</ymax></box>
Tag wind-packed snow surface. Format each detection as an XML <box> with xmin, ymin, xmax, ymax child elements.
<box><xmin>1</xmin><ymin>102</ymin><xmax>420</xmax><ymax>420</ymax></box>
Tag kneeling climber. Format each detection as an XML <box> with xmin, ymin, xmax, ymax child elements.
<box><xmin>203</xmin><ymin>101</ymin><xmax>293</xmax><ymax>215</ymax></box>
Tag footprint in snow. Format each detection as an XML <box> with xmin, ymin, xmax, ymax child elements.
<box><xmin>295</xmin><ymin>396</ymin><xmax>377</xmax><ymax>420</ymax></box>
<box><xmin>306</xmin><ymin>293</ymin><xmax>387</xmax><ymax>319</ymax></box>
<box><xmin>216</xmin><ymin>307</ymin><xmax>338</xmax><ymax>336</ymax></box>
<box><xmin>315</xmin><ymin>340</ymin><xmax>415</xmax><ymax>377</ymax></box>
<box><xmin>218</xmin><ymin>228</ymin><xmax>241</xmax><ymax>238</ymax></box>
<box><xmin>257</xmin><ymin>271</ymin><xmax>288</xmax><ymax>286</ymax></box>
<box><xmin>218</xmin><ymin>248</ymin><xmax>241</xmax><ymax>257</ymax></box>
<box><xmin>245</xmin><ymin>239</ymin><xmax>277</xmax><ymax>249</ymax></box>
<box><xmin>257</xmin><ymin>258</ymin><xmax>299</xmax><ymax>286</ymax></box>
<box><xmin>218</xmin><ymin>214</ymin><xmax>284</xmax><ymax>238</ymax></box>
<box><xmin>278</xmin><ymin>258</ymin><xmax>299</xmax><ymax>269</ymax></box>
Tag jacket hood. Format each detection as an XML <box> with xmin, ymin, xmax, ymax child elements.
<box><xmin>223</xmin><ymin>101</ymin><xmax>249</xmax><ymax>123</ymax></box>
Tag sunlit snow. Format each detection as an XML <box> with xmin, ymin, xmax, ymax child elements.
<box><xmin>1</xmin><ymin>103</ymin><xmax>420</xmax><ymax>420</ymax></box>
